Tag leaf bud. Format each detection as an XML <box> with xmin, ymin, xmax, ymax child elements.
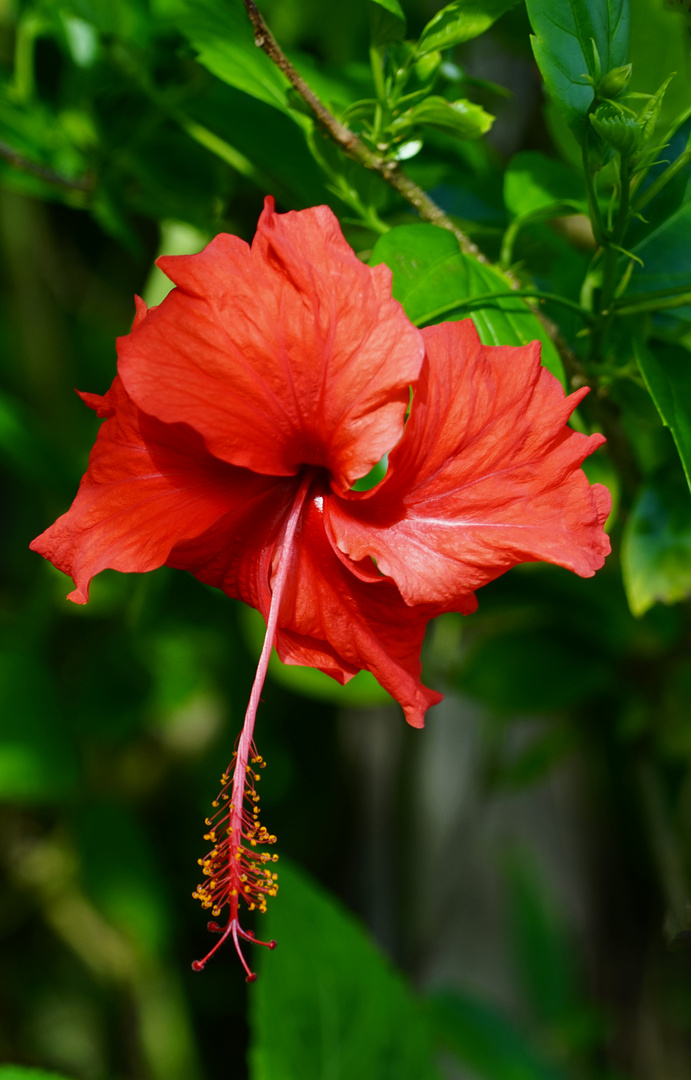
<box><xmin>596</xmin><ymin>64</ymin><xmax>633</xmax><ymax>101</ymax></box>
<box><xmin>589</xmin><ymin>104</ymin><xmax>642</xmax><ymax>157</ymax></box>
<box><xmin>412</xmin><ymin>50</ymin><xmax>442</xmax><ymax>87</ymax></box>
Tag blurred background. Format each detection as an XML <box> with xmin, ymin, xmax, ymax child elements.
<box><xmin>2</xmin><ymin>0</ymin><xmax>691</xmax><ymax>1078</ymax></box>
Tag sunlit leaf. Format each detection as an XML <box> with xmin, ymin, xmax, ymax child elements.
<box><xmin>417</xmin><ymin>0</ymin><xmax>519</xmax><ymax>55</ymax></box>
<box><xmin>250</xmin><ymin>862</ymin><xmax>440</xmax><ymax>1080</ymax></box>
<box><xmin>370</xmin><ymin>224</ymin><xmax>565</xmax><ymax>383</ymax></box>
<box><xmin>526</xmin><ymin>0</ymin><xmax>630</xmax><ymax>140</ymax></box>
<box><xmin>176</xmin><ymin>0</ymin><xmax>292</xmax><ymax>113</ymax></box>
<box><xmin>635</xmin><ymin>341</ymin><xmax>691</xmax><ymax>493</ymax></box>
<box><xmin>622</xmin><ymin>469</ymin><xmax>691</xmax><ymax>617</ymax></box>
<box><xmin>395</xmin><ymin>96</ymin><xmax>494</xmax><ymax>140</ymax></box>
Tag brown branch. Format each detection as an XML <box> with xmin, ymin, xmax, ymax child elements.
<box><xmin>241</xmin><ymin>0</ymin><xmax>487</xmax><ymax>261</ymax></box>
<box><xmin>240</xmin><ymin>0</ymin><xmax>606</xmax><ymax>407</ymax></box>
<box><xmin>0</xmin><ymin>139</ymin><xmax>92</xmax><ymax>192</ymax></box>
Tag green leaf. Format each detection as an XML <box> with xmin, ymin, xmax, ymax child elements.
<box><xmin>370</xmin><ymin>224</ymin><xmax>565</xmax><ymax>384</ymax></box>
<box><xmin>635</xmin><ymin>73</ymin><xmax>675</xmax><ymax>153</ymax></box>
<box><xmin>504</xmin><ymin>150</ymin><xmax>588</xmax><ymax>219</ymax></box>
<box><xmin>429</xmin><ymin>990</ymin><xmax>565</xmax><ymax>1080</ymax></box>
<box><xmin>395</xmin><ymin>95</ymin><xmax>494</xmax><ymax>139</ymax></box>
<box><xmin>635</xmin><ymin>341</ymin><xmax>691</xmax><ymax>493</ymax></box>
<box><xmin>176</xmin><ymin>0</ymin><xmax>292</xmax><ymax>114</ymax></box>
<box><xmin>177</xmin><ymin>0</ymin><xmax>368</xmax><ymax>126</ymax></box>
<box><xmin>187</xmin><ymin>82</ymin><xmax>333</xmax><ymax>208</ymax></box>
<box><xmin>628</xmin><ymin>202</ymin><xmax>691</xmax><ymax>318</ymax></box>
<box><xmin>622</xmin><ymin>469</ymin><xmax>691</xmax><ymax>617</ymax></box>
<box><xmin>526</xmin><ymin>0</ymin><xmax>630</xmax><ymax>140</ymax></box>
<box><xmin>369</xmin><ymin>0</ymin><xmax>406</xmax><ymax>47</ymax></box>
<box><xmin>250</xmin><ymin>862</ymin><xmax>440</xmax><ymax>1080</ymax></box>
<box><xmin>416</xmin><ymin>0</ymin><xmax>519</xmax><ymax>55</ymax></box>
<box><xmin>0</xmin><ymin>1070</ymin><xmax>81</xmax><ymax>1080</ymax></box>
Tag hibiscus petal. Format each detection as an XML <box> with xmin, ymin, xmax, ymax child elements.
<box><xmin>30</xmin><ymin>377</ymin><xmax>253</xmax><ymax>604</ymax></box>
<box><xmin>329</xmin><ymin>320</ymin><xmax>612</xmax><ymax>608</ymax></box>
<box><xmin>117</xmin><ymin>197</ymin><xmax>424</xmax><ymax>491</ymax></box>
<box><xmin>169</xmin><ymin>484</ymin><xmax>443</xmax><ymax>728</ymax></box>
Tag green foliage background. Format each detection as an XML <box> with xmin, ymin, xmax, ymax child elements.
<box><xmin>1</xmin><ymin>0</ymin><xmax>691</xmax><ymax>1078</ymax></box>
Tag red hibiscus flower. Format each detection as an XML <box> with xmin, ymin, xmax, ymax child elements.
<box><xmin>30</xmin><ymin>197</ymin><xmax>611</xmax><ymax>978</ymax></box>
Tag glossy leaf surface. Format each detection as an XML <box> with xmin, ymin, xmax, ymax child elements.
<box><xmin>416</xmin><ymin>0</ymin><xmax>520</xmax><ymax>56</ymax></box>
<box><xmin>370</xmin><ymin>224</ymin><xmax>565</xmax><ymax>383</ymax></box>
<box><xmin>526</xmin><ymin>0</ymin><xmax>630</xmax><ymax>139</ymax></box>
<box><xmin>399</xmin><ymin>96</ymin><xmax>494</xmax><ymax>139</ymax></box>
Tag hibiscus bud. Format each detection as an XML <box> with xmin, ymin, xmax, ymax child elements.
<box><xmin>589</xmin><ymin>104</ymin><xmax>642</xmax><ymax>157</ymax></box>
<box><xmin>596</xmin><ymin>63</ymin><xmax>633</xmax><ymax>101</ymax></box>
